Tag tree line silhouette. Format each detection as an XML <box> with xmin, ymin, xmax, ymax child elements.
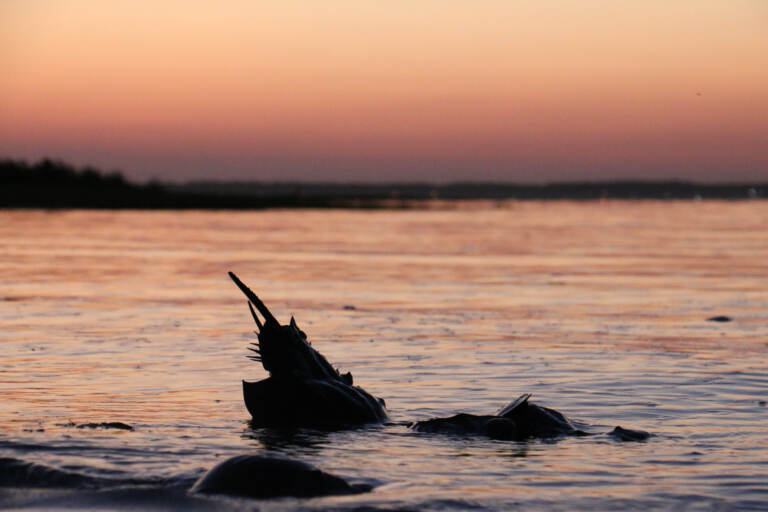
<box><xmin>1</xmin><ymin>157</ymin><xmax>764</xmax><ymax>209</ymax></box>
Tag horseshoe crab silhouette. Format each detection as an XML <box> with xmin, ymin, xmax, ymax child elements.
<box><xmin>229</xmin><ymin>272</ymin><xmax>388</xmax><ymax>428</ymax></box>
<box><xmin>411</xmin><ymin>393</ymin><xmax>650</xmax><ymax>441</ymax></box>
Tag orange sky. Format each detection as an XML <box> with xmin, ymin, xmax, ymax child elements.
<box><xmin>1</xmin><ymin>1</ymin><xmax>767</xmax><ymax>182</ymax></box>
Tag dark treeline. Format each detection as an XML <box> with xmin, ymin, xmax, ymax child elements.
<box><xmin>0</xmin><ymin>158</ymin><xmax>345</xmax><ymax>209</ymax></box>
<box><xmin>173</xmin><ymin>180</ymin><xmax>766</xmax><ymax>201</ymax></box>
<box><xmin>1</xmin><ymin>157</ymin><xmax>765</xmax><ymax>209</ymax></box>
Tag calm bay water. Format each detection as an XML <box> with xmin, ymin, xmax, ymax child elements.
<box><xmin>1</xmin><ymin>202</ymin><xmax>767</xmax><ymax>511</ymax></box>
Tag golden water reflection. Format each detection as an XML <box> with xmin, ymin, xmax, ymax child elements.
<box><xmin>1</xmin><ymin>202</ymin><xmax>767</xmax><ymax>509</ymax></box>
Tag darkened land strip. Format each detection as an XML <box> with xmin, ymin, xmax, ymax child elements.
<box><xmin>1</xmin><ymin>158</ymin><xmax>765</xmax><ymax>209</ymax></box>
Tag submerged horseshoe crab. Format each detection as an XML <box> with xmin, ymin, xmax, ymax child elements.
<box><xmin>191</xmin><ymin>454</ymin><xmax>372</xmax><ymax>498</ymax></box>
<box><xmin>411</xmin><ymin>393</ymin><xmax>650</xmax><ymax>441</ymax></box>
<box><xmin>410</xmin><ymin>393</ymin><xmax>585</xmax><ymax>440</ymax></box>
<box><xmin>229</xmin><ymin>272</ymin><xmax>388</xmax><ymax>427</ymax></box>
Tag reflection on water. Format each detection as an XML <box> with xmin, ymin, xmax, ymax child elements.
<box><xmin>1</xmin><ymin>202</ymin><xmax>767</xmax><ymax>510</ymax></box>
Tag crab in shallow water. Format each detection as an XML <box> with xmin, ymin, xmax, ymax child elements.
<box><xmin>229</xmin><ymin>272</ymin><xmax>388</xmax><ymax>427</ymax></box>
<box><xmin>411</xmin><ymin>393</ymin><xmax>650</xmax><ymax>442</ymax></box>
<box><xmin>410</xmin><ymin>393</ymin><xmax>586</xmax><ymax>440</ymax></box>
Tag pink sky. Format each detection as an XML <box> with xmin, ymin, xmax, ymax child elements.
<box><xmin>1</xmin><ymin>1</ymin><xmax>767</xmax><ymax>182</ymax></box>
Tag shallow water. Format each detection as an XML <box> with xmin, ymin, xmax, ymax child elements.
<box><xmin>1</xmin><ymin>202</ymin><xmax>767</xmax><ymax>511</ymax></box>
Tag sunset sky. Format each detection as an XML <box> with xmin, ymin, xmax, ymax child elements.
<box><xmin>2</xmin><ymin>1</ymin><xmax>767</xmax><ymax>182</ymax></box>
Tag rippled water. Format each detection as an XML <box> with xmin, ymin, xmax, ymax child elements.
<box><xmin>1</xmin><ymin>202</ymin><xmax>767</xmax><ymax>511</ymax></box>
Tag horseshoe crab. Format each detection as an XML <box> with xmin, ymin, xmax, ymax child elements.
<box><xmin>411</xmin><ymin>393</ymin><xmax>650</xmax><ymax>441</ymax></box>
<box><xmin>410</xmin><ymin>393</ymin><xmax>585</xmax><ymax>440</ymax></box>
<box><xmin>229</xmin><ymin>272</ymin><xmax>388</xmax><ymax>427</ymax></box>
<box><xmin>191</xmin><ymin>454</ymin><xmax>372</xmax><ymax>498</ymax></box>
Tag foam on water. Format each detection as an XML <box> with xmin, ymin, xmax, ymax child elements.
<box><xmin>1</xmin><ymin>202</ymin><xmax>767</xmax><ymax>510</ymax></box>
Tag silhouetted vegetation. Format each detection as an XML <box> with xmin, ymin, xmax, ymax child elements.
<box><xmin>1</xmin><ymin>158</ymin><xmax>170</xmax><ymax>209</ymax></box>
<box><xmin>0</xmin><ymin>158</ymin><xmax>338</xmax><ymax>209</ymax></box>
<box><xmin>1</xmin><ymin>157</ymin><xmax>765</xmax><ymax>209</ymax></box>
<box><xmin>172</xmin><ymin>179</ymin><xmax>766</xmax><ymax>201</ymax></box>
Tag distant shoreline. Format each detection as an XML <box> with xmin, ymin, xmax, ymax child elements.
<box><xmin>2</xmin><ymin>157</ymin><xmax>765</xmax><ymax>209</ymax></box>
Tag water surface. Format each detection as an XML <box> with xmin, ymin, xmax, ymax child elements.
<box><xmin>1</xmin><ymin>202</ymin><xmax>767</xmax><ymax>510</ymax></box>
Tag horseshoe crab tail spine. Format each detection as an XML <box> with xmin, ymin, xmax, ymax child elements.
<box><xmin>228</xmin><ymin>272</ymin><xmax>279</xmax><ymax>326</ymax></box>
<box><xmin>247</xmin><ymin>302</ymin><xmax>263</xmax><ymax>331</ymax></box>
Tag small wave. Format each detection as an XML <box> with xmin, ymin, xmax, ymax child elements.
<box><xmin>0</xmin><ymin>438</ymin><xmax>199</xmax><ymax>458</ymax></box>
<box><xmin>0</xmin><ymin>457</ymin><xmax>192</xmax><ymax>490</ymax></box>
<box><xmin>0</xmin><ymin>457</ymin><xmax>99</xmax><ymax>488</ymax></box>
